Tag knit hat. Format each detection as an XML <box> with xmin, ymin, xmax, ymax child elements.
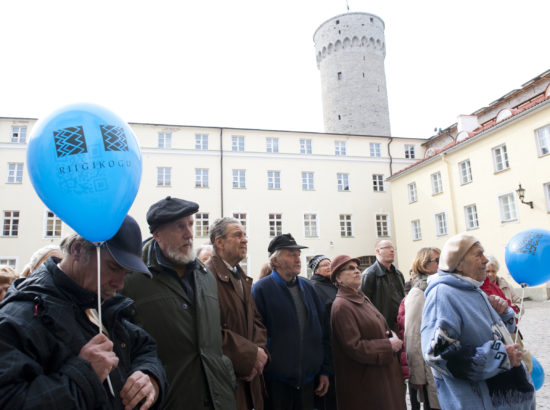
<box><xmin>330</xmin><ymin>254</ymin><xmax>360</xmax><ymax>282</ymax></box>
<box><xmin>439</xmin><ymin>233</ymin><xmax>479</xmax><ymax>272</ymax></box>
<box><xmin>308</xmin><ymin>254</ymin><xmax>330</xmax><ymax>274</ymax></box>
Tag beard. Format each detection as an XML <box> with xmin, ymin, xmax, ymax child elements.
<box><xmin>166</xmin><ymin>240</ymin><xmax>196</xmax><ymax>266</ymax></box>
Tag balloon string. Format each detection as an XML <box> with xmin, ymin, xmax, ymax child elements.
<box><xmin>514</xmin><ymin>284</ymin><xmax>526</xmax><ymax>344</ymax></box>
<box><xmin>95</xmin><ymin>244</ymin><xmax>115</xmax><ymax>397</ymax></box>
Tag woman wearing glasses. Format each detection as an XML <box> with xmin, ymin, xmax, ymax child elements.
<box><xmin>404</xmin><ymin>247</ymin><xmax>441</xmax><ymax>409</ymax></box>
<box><xmin>330</xmin><ymin>255</ymin><xmax>405</xmax><ymax>410</ymax></box>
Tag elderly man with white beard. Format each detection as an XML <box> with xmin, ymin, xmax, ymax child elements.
<box><xmin>123</xmin><ymin>196</ymin><xmax>237</xmax><ymax>410</ymax></box>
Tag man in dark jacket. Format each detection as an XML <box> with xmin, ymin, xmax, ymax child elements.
<box><xmin>361</xmin><ymin>239</ymin><xmax>405</xmax><ymax>333</ymax></box>
<box><xmin>123</xmin><ymin>197</ymin><xmax>237</xmax><ymax>410</ymax></box>
<box><xmin>206</xmin><ymin>217</ymin><xmax>268</xmax><ymax>410</ymax></box>
<box><xmin>0</xmin><ymin>215</ymin><xmax>167</xmax><ymax>409</ymax></box>
<box><xmin>252</xmin><ymin>234</ymin><xmax>331</xmax><ymax>410</ymax></box>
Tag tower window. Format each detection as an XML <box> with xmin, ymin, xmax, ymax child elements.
<box><xmin>337</xmin><ymin>72</ymin><xmax>342</xmax><ymax>80</ymax></box>
<box><xmin>338</xmin><ymin>115</ymin><xmax>341</xmax><ymax>120</ymax></box>
<box><xmin>370</xmin><ymin>17</ymin><xmax>373</xmax><ymax>22</ymax></box>
<box><xmin>336</xmin><ymin>20</ymin><xmax>339</xmax><ymax>24</ymax></box>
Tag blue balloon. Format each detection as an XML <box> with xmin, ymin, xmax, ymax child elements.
<box><xmin>531</xmin><ymin>356</ymin><xmax>545</xmax><ymax>391</ymax></box>
<box><xmin>27</xmin><ymin>103</ymin><xmax>142</xmax><ymax>242</ymax></box>
<box><xmin>505</xmin><ymin>229</ymin><xmax>550</xmax><ymax>287</ymax></box>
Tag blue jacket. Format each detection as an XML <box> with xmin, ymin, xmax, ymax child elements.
<box><xmin>252</xmin><ymin>271</ymin><xmax>331</xmax><ymax>387</ymax></box>
<box><xmin>421</xmin><ymin>271</ymin><xmax>535</xmax><ymax>410</ymax></box>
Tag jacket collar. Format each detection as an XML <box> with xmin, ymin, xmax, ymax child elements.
<box><xmin>336</xmin><ymin>285</ymin><xmax>366</xmax><ymax>304</ymax></box>
<box><xmin>310</xmin><ymin>273</ymin><xmax>334</xmax><ymax>286</ymax></box>
<box><xmin>209</xmin><ymin>255</ymin><xmax>251</xmax><ymax>284</ymax></box>
<box><xmin>272</xmin><ymin>270</ymin><xmax>305</xmax><ymax>290</ymax></box>
<box><xmin>373</xmin><ymin>260</ymin><xmax>396</xmax><ymax>277</ymax></box>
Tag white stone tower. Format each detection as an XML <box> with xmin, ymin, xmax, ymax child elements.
<box><xmin>314</xmin><ymin>12</ymin><xmax>391</xmax><ymax>136</ymax></box>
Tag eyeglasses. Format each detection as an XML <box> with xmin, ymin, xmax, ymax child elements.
<box><xmin>342</xmin><ymin>265</ymin><xmax>360</xmax><ymax>272</ymax></box>
<box><xmin>429</xmin><ymin>258</ymin><xmax>439</xmax><ymax>263</ymax></box>
<box><xmin>379</xmin><ymin>246</ymin><xmax>395</xmax><ymax>251</ymax></box>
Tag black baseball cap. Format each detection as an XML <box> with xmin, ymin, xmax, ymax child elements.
<box><xmin>105</xmin><ymin>215</ymin><xmax>150</xmax><ymax>276</ymax></box>
<box><xmin>268</xmin><ymin>233</ymin><xmax>308</xmax><ymax>255</ymax></box>
<box><xmin>146</xmin><ymin>196</ymin><xmax>199</xmax><ymax>233</ymax></box>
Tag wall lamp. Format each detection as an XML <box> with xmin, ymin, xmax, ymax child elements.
<box><xmin>515</xmin><ymin>184</ymin><xmax>533</xmax><ymax>209</ymax></box>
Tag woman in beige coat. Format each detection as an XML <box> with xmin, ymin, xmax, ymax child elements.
<box><xmin>404</xmin><ymin>247</ymin><xmax>441</xmax><ymax>409</ymax></box>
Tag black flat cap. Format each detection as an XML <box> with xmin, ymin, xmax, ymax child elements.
<box><xmin>146</xmin><ymin>196</ymin><xmax>199</xmax><ymax>233</ymax></box>
<box><xmin>268</xmin><ymin>233</ymin><xmax>308</xmax><ymax>255</ymax></box>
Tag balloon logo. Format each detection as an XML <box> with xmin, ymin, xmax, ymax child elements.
<box><xmin>531</xmin><ymin>356</ymin><xmax>545</xmax><ymax>391</ymax></box>
<box><xmin>505</xmin><ymin>229</ymin><xmax>550</xmax><ymax>287</ymax></box>
<box><xmin>26</xmin><ymin>103</ymin><xmax>142</xmax><ymax>242</ymax></box>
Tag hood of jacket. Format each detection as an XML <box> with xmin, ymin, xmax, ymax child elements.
<box><xmin>424</xmin><ymin>270</ymin><xmax>481</xmax><ymax>299</ymax></box>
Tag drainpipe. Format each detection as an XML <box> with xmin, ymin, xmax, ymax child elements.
<box><xmin>219</xmin><ymin>128</ymin><xmax>224</xmax><ymax>216</ymax></box>
<box><xmin>441</xmin><ymin>153</ymin><xmax>458</xmax><ymax>234</ymax></box>
<box><xmin>387</xmin><ymin>137</ymin><xmax>394</xmax><ymax>176</ymax></box>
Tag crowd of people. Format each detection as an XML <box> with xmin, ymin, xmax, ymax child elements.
<box><xmin>0</xmin><ymin>195</ymin><xmax>537</xmax><ymax>409</ymax></box>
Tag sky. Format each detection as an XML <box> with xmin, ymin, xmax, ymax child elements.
<box><xmin>1</xmin><ymin>0</ymin><xmax>549</xmax><ymax>139</ymax></box>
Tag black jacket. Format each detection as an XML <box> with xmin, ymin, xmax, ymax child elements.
<box><xmin>0</xmin><ymin>258</ymin><xmax>167</xmax><ymax>409</ymax></box>
<box><xmin>309</xmin><ymin>274</ymin><xmax>337</xmax><ymax>308</ymax></box>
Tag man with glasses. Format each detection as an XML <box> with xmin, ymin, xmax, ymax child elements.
<box><xmin>361</xmin><ymin>240</ymin><xmax>405</xmax><ymax>333</ymax></box>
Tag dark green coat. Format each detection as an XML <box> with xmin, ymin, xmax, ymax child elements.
<box><xmin>123</xmin><ymin>239</ymin><xmax>236</xmax><ymax>410</ymax></box>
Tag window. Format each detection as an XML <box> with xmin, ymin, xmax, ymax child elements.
<box><xmin>195</xmin><ymin>213</ymin><xmax>209</xmax><ymax>237</ymax></box>
<box><xmin>267</xmin><ymin>171</ymin><xmax>281</xmax><ymax>189</ymax></box>
<box><xmin>459</xmin><ymin>159</ymin><xmax>472</xmax><ymax>184</ymax></box>
<box><xmin>405</xmin><ymin>144</ymin><xmax>416</xmax><ymax>159</ymax></box>
<box><xmin>195</xmin><ymin>134</ymin><xmax>208</xmax><ymax>150</ymax></box>
<box><xmin>232</xmin><ymin>213</ymin><xmax>247</xmax><ymax>233</ymax></box>
<box><xmin>408</xmin><ymin>182</ymin><xmax>418</xmax><ymax>203</ymax></box>
<box><xmin>535</xmin><ymin>125</ymin><xmax>550</xmax><ymax>156</ymax></box>
<box><xmin>372</xmin><ymin>174</ymin><xmax>384</xmax><ymax>192</ymax></box>
<box><xmin>195</xmin><ymin>168</ymin><xmax>209</xmax><ymax>188</ymax></box>
<box><xmin>498</xmin><ymin>193</ymin><xmax>518</xmax><ymax>223</ymax></box>
<box><xmin>337</xmin><ymin>72</ymin><xmax>342</xmax><ymax>80</ymax></box>
<box><xmin>431</xmin><ymin>171</ymin><xmax>443</xmax><ymax>194</ymax></box>
<box><xmin>369</xmin><ymin>143</ymin><xmax>381</xmax><ymax>157</ymax></box>
<box><xmin>0</xmin><ymin>258</ymin><xmax>16</xmax><ymax>268</ymax></box>
<box><xmin>3</xmin><ymin>211</ymin><xmax>19</xmax><ymax>236</ymax></box>
<box><xmin>411</xmin><ymin>219</ymin><xmax>421</xmax><ymax>241</ymax></box>
<box><xmin>335</xmin><ymin>141</ymin><xmax>346</xmax><ymax>156</ymax></box>
<box><xmin>157</xmin><ymin>167</ymin><xmax>171</xmax><ymax>186</ymax></box>
<box><xmin>492</xmin><ymin>144</ymin><xmax>509</xmax><ymax>172</ymax></box>
<box><xmin>269</xmin><ymin>213</ymin><xmax>282</xmax><ymax>237</ymax></box>
<box><xmin>545</xmin><ymin>183</ymin><xmax>550</xmax><ymax>212</ymax></box>
<box><xmin>304</xmin><ymin>213</ymin><xmax>318</xmax><ymax>237</ymax></box>
<box><xmin>300</xmin><ymin>139</ymin><xmax>312</xmax><ymax>154</ymax></box>
<box><xmin>158</xmin><ymin>132</ymin><xmax>171</xmax><ymax>148</ymax></box>
<box><xmin>7</xmin><ymin>163</ymin><xmax>23</xmax><ymax>184</ymax></box>
<box><xmin>266</xmin><ymin>138</ymin><xmax>279</xmax><ymax>153</ymax></box>
<box><xmin>302</xmin><ymin>172</ymin><xmax>314</xmax><ymax>190</ymax></box>
<box><xmin>11</xmin><ymin>126</ymin><xmax>26</xmax><ymax>143</ymax></box>
<box><xmin>376</xmin><ymin>214</ymin><xmax>389</xmax><ymax>237</ymax></box>
<box><xmin>464</xmin><ymin>204</ymin><xmax>479</xmax><ymax>230</ymax></box>
<box><xmin>339</xmin><ymin>214</ymin><xmax>352</xmax><ymax>237</ymax></box>
<box><xmin>232</xmin><ymin>169</ymin><xmax>246</xmax><ymax>189</ymax></box>
<box><xmin>337</xmin><ymin>173</ymin><xmax>349</xmax><ymax>191</ymax></box>
<box><xmin>44</xmin><ymin>211</ymin><xmax>62</xmax><ymax>238</ymax></box>
<box><xmin>435</xmin><ymin>212</ymin><xmax>448</xmax><ymax>236</ymax></box>
<box><xmin>232</xmin><ymin>135</ymin><xmax>244</xmax><ymax>152</ymax></box>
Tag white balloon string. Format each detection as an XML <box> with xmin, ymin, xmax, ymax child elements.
<box><xmin>95</xmin><ymin>243</ymin><xmax>115</xmax><ymax>397</ymax></box>
<box><xmin>514</xmin><ymin>283</ymin><xmax>527</xmax><ymax>344</ymax></box>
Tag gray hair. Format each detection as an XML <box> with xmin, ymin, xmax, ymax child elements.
<box><xmin>485</xmin><ymin>254</ymin><xmax>500</xmax><ymax>271</ymax></box>
<box><xmin>59</xmin><ymin>234</ymin><xmax>96</xmax><ymax>259</ymax></box>
<box><xmin>209</xmin><ymin>217</ymin><xmax>241</xmax><ymax>253</ymax></box>
<box><xmin>196</xmin><ymin>244</ymin><xmax>213</xmax><ymax>259</ymax></box>
<box><xmin>269</xmin><ymin>249</ymin><xmax>283</xmax><ymax>270</ymax></box>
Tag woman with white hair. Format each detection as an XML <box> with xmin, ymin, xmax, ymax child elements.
<box><xmin>485</xmin><ymin>255</ymin><xmax>521</xmax><ymax>306</ymax></box>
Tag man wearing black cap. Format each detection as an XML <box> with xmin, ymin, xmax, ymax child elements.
<box><xmin>252</xmin><ymin>233</ymin><xmax>331</xmax><ymax>410</ymax></box>
<box><xmin>0</xmin><ymin>215</ymin><xmax>167</xmax><ymax>409</ymax></box>
<box><xmin>123</xmin><ymin>196</ymin><xmax>237</xmax><ymax>410</ymax></box>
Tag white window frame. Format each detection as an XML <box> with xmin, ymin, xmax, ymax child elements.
<box><xmin>232</xmin><ymin>212</ymin><xmax>248</xmax><ymax>234</ymax></box>
<box><xmin>304</xmin><ymin>213</ymin><xmax>319</xmax><ymax>238</ymax></box>
<box><xmin>535</xmin><ymin>125</ymin><xmax>550</xmax><ymax>156</ymax></box>
<box><xmin>158</xmin><ymin>132</ymin><xmax>172</xmax><ymax>149</ymax></box>
<box><xmin>194</xmin><ymin>213</ymin><xmax>209</xmax><ymax>237</ymax></box>
<box><xmin>497</xmin><ymin>192</ymin><xmax>518</xmax><ymax>223</ymax></box>
<box><xmin>372</xmin><ymin>174</ymin><xmax>384</xmax><ymax>192</ymax></box>
<box><xmin>459</xmin><ymin>159</ymin><xmax>472</xmax><ymax>185</ymax></box>
<box><xmin>492</xmin><ymin>144</ymin><xmax>510</xmax><ymax>172</ymax></box>
<box><xmin>302</xmin><ymin>172</ymin><xmax>314</xmax><ymax>191</ymax></box>
<box><xmin>300</xmin><ymin>139</ymin><xmax>312</xmax><ymax>154</ymax></box>
<box><xmin>464</xmin><ymin>204</ymin><xmax>479</xmax><ymax>230</ymax></box>
<box><xmin>11</xmin><ymin>126</ymin><xmax>27</xmax><ymax>143</ymax></box>
<box><xmin>335</xmin><ymin>141</ymin><xmax>346</xmax><ymax>156</ymax></box>
<box><xmin>2</xmin><ymin>211</ymin><xmax>19</xmax><ymax>237</ymax></box>
<box><xmin>405</xmin><ymin>144</ymin><xmax>416</xmax><ymax>159</ymax></box>
<box><xmin>431</xmin><ymin>171</ymin><xmax>443</xmax><ymax>194</ymax></box>
<box><xmin>375</xmin><ymin>213</ymin><xmax>389</xmax><ymax>237</ymax></box>
<box><xmin>267</xmin><ymin>171</ymin><xmax>281</xmax><ymax>190</ymax></box>
<box><xmin>408</xmin><ymin>182</ymin><xmax>418</xmax><ymax>203</ymax></box>
<box><xmin>369</xmin><ymin>142</ymin><xmax>381</xmax><ymax>157</ymax></box>
<box><xmin>156</xmin><ymin>167</ymin><xmax>171</xmax><ymax>186</ymax></box>
<box><xmin>337</xmin><ymin>173</ymin><xmax>350</xmax><ymax>191</ymax></box>
<box><xmin>544</xmin><ymin>182</ymin><xmax>550</xmax><ymax>212</ymax></box>
<box><xmin>266</xmin><ymin>137</ymin><xmax>279</xmax><ymax>153</ymax></box>
<box><xmin>0</xmin><ymin>258</ymin><xmax>17</xmax><ymax>268</ymax></box>
<box><xmin>7</xmin><ymin>163</ymin><xmax>23</xmax><ymax>184</ymax></box>
<box><xmin>195</xmin><ymin>168</ymin><xmax>209</xmax><ymax>188</ymax></box>
<box><xmin>232</xmin><ymin>135</ymin><xmax>244</xmax><ymax>152</ymax></box>
<box><xmin>434</xmin><ymin>211</ymin><xmax>448</xmax><ymax>236</ymax></box>
<box><xmin>339</xmin><ymin>214</ymin><xmax>353</xmax><ymax>237</ymax></box>
<box><xmin>44</xmin><ymin>210</ymin><xmax>63</xmax><ymax>238</ymax></box>
<box><xmin>232</xmin><ymin>169</ymin><xmax>246</xmax><ymax>189</ymax></box>
<box><xmin>269</xmin><ymin>213</ymin><xmax>282</xmax><ymax>237</ymax></box>
<box><xmin>411</xmin><ymin>219</ymin><xmax>421</xmax><ymax>241</ymax></box>
<box><xmin>195</xmin><ymin>134</ymin><xmax>208</xmax><ymax>150</ymax></box>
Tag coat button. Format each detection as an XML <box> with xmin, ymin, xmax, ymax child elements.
<box><xmin>121</xmin><ymin>343</ymin><xmax>127</xmax><ymax>349</ymax></box>
<box><xmin>182</xmin><ymin>303</ymin><xmax>189</xmax><ymax>310</ymax></box>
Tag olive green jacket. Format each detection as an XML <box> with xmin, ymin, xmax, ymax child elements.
<box><xmin>122</xmin><ymin>239</ymin><xmax>236</xmax><ymax>410</ymax></box>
